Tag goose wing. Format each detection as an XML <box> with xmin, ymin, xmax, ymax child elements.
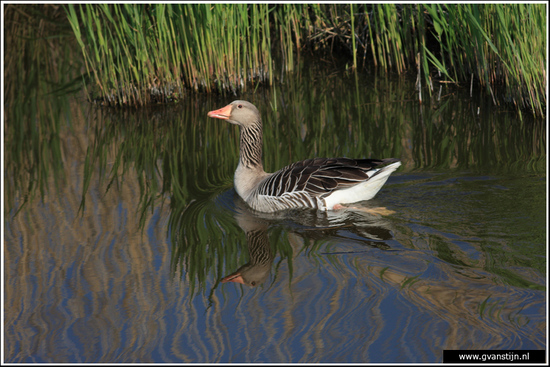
<box><xmin>257</xmin><ymin>157</ymin><xmax>400</xmax><ymax>198</ymax></box>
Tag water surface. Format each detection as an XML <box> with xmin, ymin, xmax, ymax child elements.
<box><xmin>4</xmin><ymin>56</ymin><xmax>546</xmax><ymax>363</ymax></box>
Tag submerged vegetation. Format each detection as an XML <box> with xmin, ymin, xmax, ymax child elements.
<box><xmin>63</xmin><ymin>3</ymin><xmax>546</xmax><ymax>117</ymax></box>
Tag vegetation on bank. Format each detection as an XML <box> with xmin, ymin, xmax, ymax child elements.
<box><xmin>65</xmin><ymin>3</ymin><xmax>546</xmax><ymax>117</ymax></box>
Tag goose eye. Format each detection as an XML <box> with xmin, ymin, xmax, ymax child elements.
<box><xmin>237</xmin><ymin>104</ymin><xmax>243</xmax><ymax>109</ymax></box>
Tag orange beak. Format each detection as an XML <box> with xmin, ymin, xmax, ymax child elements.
<box><xmin>207</xmin><ymin>104</ymin><xmax>233</xmax><ymax>120</ymax></box>
<box><xmin>221</xmin><ymin>272</ymin><xmax>245</xmax><ymax>284</ymax></box>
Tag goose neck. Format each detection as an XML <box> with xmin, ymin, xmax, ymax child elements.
<box><xmin>239</xmin><ymin>123</ymin><xmax>264</xmax><ymax>169</ymax></box>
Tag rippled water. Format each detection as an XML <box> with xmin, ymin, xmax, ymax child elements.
<box><xmin>4</xmin><ymin>58</ymin><xmax>546</xmax><ymax>362</ymax></box>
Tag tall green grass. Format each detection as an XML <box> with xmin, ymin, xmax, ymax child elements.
<box><xmin>423</xmin><ymin>4</ymin><xmax>546</xmax><ymax>119</ymax></box>
<box><xmin>306</xmin><ymin>4</ymin><xmax>545</xmax><ymax>117</ymax></box>
<box><xmin>66</xmin><ymin>4</ymin><xmax>274</xmax><ymax>105</ymax></box>
<box><xmin>65</xmin><ymin>3</ymin><xmax>545</xmax><ymax>117</ymax></box>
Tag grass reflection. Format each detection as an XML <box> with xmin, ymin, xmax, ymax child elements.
<box><xmin>77</xmin><ymin>61</ymin><xmax>546</xmax><ymax>228</ymax></box>
<box><xmin>4</xmin><ymin>5</ymin><xmax>85</xmax><ymax>216</ymax></box>
<box><xmin>168</xmin><ymin>191</ymin><xmax>297</xmax><ymax>295</ymax></box>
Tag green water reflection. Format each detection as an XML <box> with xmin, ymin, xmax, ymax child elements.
<box><xmin>3</xmin><ymin>6</ymin><xmax>546</xmax><ymax>363</ymax></box>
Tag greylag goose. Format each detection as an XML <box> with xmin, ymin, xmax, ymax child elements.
<box><xmin>207</xmin><ymin>100</ymin><xmax>401</xmax><ymax>213</ymax></box>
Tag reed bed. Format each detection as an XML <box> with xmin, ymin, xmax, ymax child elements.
<box><xmin>66</xmin><ymin>4</ymin><xmax>274</xmax><ymax>104</ymax></box>
<box><xmin>422</xmin><ymin>4</ymin><xmax>546</xmax><ymax>118</ymax></box>
<box><xmin>65</xmin><ymin>3</ymin><xmax>545</xmax><ymax>117</ymax></box>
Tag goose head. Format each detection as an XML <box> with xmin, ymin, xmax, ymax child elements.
<box><xmin>207</xmin><ymin>100</ymin><xmax>261</xmax><ymax>127</ymax></box>
<box><xmin>221</xmin><ymin>263</ymin><xmax>271</xmax><ymax>287</ymax></box>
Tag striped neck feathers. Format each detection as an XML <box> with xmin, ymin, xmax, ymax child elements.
<box><xmin>239</xmin><ymin>121</ymin><xmax>263</xmax><ymax>169</ymax></box>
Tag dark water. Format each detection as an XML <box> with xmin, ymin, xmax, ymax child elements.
<box><xmin>4</xmin><ymin>47</ymin><xmax>547</xmax><ymax>363</ymax></box>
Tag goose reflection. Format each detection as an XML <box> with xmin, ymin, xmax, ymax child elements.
<box><xmin>221</xmin><ymin>216</ymin><xmax>273</xmax><ymax>287</ymax></box>
<box><xmin>221</xmin><ymin>194</ymin><xmax>397</xmax><ymax>287</ymax></box>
